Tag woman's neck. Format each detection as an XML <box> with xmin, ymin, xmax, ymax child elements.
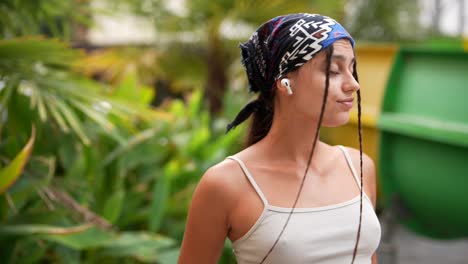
<box><xmin>255</xmin><ymin>109</ymin><xmax>325</xmax><ymax>168</ymax></box>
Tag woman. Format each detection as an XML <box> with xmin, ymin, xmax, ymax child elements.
<box><xmin>178</xmin><ymin>13</ymin><xmax>381</xmax><ymax>264</ymax></box>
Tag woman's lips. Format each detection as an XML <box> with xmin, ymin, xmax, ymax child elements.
<box><xmin>337</xmin><ymin>98</ymin><xmax>354</xmax><ymax>110</ymax></box>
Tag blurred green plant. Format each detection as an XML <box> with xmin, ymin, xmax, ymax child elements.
<box><xmin>0</xmin><ymin>126</ymin><xmax>35</xmax><ymax>194</ymax></box>
<box><xmin>76</xmin><ymin>45</ymin><xmax>209</xmax><ymax>104</ymax></box>
<box><xmin>0</xmin><ymin>0</ymin><xmax>92</xmax><ymax>40</ymax></box>
<box><xmin>0</xmin><ymin>36</ymin><xmax>177</xmax><ymax>262</ymax></box>
<box><xmin>0</xmin><ymin>34</ymin><xmax>246</xmax><ymax>264</ymax></box>
<box><xmin>77</xmin><ymin>47</ymin><xmax>162</xmax><ymax>85</ymax></box>
<box><xmin>0</xmin><ymin>1</ymin><xmax>247</xmax><ymax>263</ymax></box>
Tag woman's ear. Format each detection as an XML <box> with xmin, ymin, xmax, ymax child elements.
<box><xmin>276</xmin><ymin>77</ymin><xmax>293</xmax><ymax>96</ymax></box>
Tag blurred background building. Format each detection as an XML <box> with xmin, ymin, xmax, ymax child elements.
<box><xmin>87</xmin><ymin>0</ymin><xmax>468</xmax><ymax>46</ymax></box>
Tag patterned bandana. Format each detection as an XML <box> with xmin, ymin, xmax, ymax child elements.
<box><xmin>227</xmin><ymin>13</ymin><xmax>354</xmax><ymax>132</ymax></box>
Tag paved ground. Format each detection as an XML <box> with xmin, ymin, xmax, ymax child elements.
<box><xmin>377</xmin><ymin>222</ymin><xmax>468</xmax><ymax>264</ymax></box>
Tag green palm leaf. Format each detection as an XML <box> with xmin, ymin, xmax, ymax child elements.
<box><xmin>0</xmin><ymin>224</ymin><xmax>177</xmax><ymax>262</ymax></box>
<box><xmin>0</xmin><ymin>126</ymin><xmax>35</xmax><ymax>193</ymax></box>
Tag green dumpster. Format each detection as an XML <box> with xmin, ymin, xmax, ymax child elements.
<box><xmin>378</xmin><ymin>49</ymin><xmax>468</xmax><ymax>239</ymax></box>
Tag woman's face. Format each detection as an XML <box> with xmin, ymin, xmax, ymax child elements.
<box><xmin>283</xmin><ymin>39</ymin><xmax>360</xmax><ymax>127</ymax></box>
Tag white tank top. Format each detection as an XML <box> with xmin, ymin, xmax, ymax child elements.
<box><xmin>226</xmin><ymin>145</ymin><xmax>381</xmax><ymax>264</ymax></box>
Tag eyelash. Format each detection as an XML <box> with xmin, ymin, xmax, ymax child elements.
<box><xmin>329</xmin><ymin>68</ymin><xmax>355</xmax><ymax>76</ymax></box>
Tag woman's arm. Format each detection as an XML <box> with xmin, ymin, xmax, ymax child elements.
<box><xmin>178</xmin><ymin>167</ymin><xmax>233</xmax><ymax>264</ymax></box>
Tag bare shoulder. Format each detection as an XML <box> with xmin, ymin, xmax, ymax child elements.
<box><xmin>341</xmin><ymin>147</ymin><xmax>375</xmax><ymax>174</ymax></box>
<box><xmin>195</xmin><ymin>158</ymin><xmax>245</xmax><ymax>206</ymax></box>
<box><xmin>201</xmin><ymin>157</ymin><xmax>244</xmax><ymax>189</ymax></box>
<box><xmin>340</xmin><ymin>146</ymin><xmax>377</xmax><ymax>206</ymax></box>
<box><xmin>179</xmin><ymin>158</ymin><xmax>245</xmax><ymax>263</ymax></box>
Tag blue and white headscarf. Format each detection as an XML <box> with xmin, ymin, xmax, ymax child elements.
<box><xmin>227</xmin><ymin>13</ymin><xmax>354</xmax><ymax>132</ymax></box>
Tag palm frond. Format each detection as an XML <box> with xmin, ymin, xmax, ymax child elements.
<box><xmin>0</xmin><ymin>37</ymin><xmax>146</xmax><ymax>145</ymax></box>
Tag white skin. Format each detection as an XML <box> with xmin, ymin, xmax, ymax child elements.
<box><xmin>178</xmin><ymin>39</ymin><xmax>378</xmax><ymax>264</ymax></box>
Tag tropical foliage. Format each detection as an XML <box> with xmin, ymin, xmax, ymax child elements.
<box><xmin>0</xmin><ymin>0</ymin><xmax>246</xmax><ymax>263</ymax></box>
<box><xmin>0</xmin><ymin>36</ymin><xmax>245</xmax><ymax>262</ymax></box>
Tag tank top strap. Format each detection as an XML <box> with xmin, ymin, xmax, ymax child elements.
<box><xmin>336</xmin><ymin>145</ymin><xmax>362</xmax><ymax>190</ymax></box>
<box><xmin>226</xmin><ymin>156</ymin><xmax>269</xmax><ymax>206</ymax></box>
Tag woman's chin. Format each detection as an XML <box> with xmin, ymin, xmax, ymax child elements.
<box><xmin>322</xmin><ymin>115</ymin><xmax>350</xmax><ymax>128</ymax></box>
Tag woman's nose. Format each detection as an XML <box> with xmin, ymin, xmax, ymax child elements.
<box><xmin>343</xmin><ymin>72</ymin><xmax>360</xmax><ymax>92</ymax></box>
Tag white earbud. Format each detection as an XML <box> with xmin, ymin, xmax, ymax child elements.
<box><xmin>281</xmin><ymin>78</ymin><xmax>293</xmax><ymax>95</ymax></box>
